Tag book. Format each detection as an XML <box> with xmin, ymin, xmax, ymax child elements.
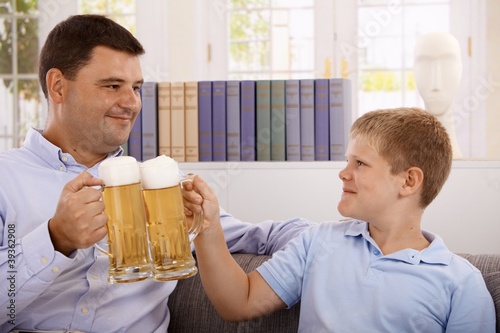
<box><xmin>314</xmin><ymin>79</ymin><xmax>330</xmax><ymax>161</ymax></box>
<box><xmin>212</xmin><ymin>81</ymin><xmax>227</xmax><ymax>161</ymax></box>
<box><xmin>185</xmin><ymin>81</ymin><xmax>199</xmax><ymax>162</ymax></box>
<box><xmin>240</xmin><ymin>80</ymin><xmax>256</xmax><ymax>161</ymax></box>
<box><xmin>226</xmin><ymin>80</ymin><xmax>241</xmax><ymax>161</ymax></box>
<box><xmin>170</xmin><ymin>81</ymin><xmax>185</xmax><ymax>162</ymax></box>
<box><xmin>198</xmin><ymin>81</ymin><xmax>213</xmax><ymax>161</ymax></box>
<box><xmin>128</xmin><ymin>103</ymin><xmax>142</xmax><ymax>161</ymax></box>
<box><xmin>329</xmin><ymin>78</ymin><xmax>352</xmax><ymax>161</ymax></box>
<box><xmin>256</xmin><ymin>80</ymin><xmax>271</xmax><ymax>161</ymax></box>
<box><xmin>141</xmin><ymin>82</ymin><xmax>158</xmax><ymax>161</ymax></box>
<box><xmin>285</xmin><ymin>80</ymin><xmax>301</xmax><ymax>161</ymax></box>
<box><xmin>300</xmin><ymin>79</ymin><xmax>315</xmax><ymax>161</ymax></box>
<box><xmin>271</xmin><ymin>80</ymin><xmax>286</xmax><ymax>161</ymax></box>
<box><xmin>157</xmin><ymin>81</ymin><xmax>171</xmax><ymax>157</ymax></box>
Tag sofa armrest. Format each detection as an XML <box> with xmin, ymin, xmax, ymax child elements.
<box><xmin>167</xmin><ymin>253</ymin><xmax>300</xmax><ymax>333</ymax></box>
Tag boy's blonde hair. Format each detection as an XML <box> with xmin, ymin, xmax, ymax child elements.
<box><xmin>350</xmin><ymin>107</ymin><xmax>452</xmax><ymax>208</ymax></box>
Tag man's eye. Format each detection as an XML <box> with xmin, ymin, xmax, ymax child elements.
<box><xmin>357</xmin><ymin>160</ymin><xmax>365</xmax><ymax>166</ymax></box>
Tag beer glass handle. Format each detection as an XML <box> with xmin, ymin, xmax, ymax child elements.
<box><xmin>187</xmin><ymin>209</ymin><xmax>204</xmax><ymax>242</ymax></box>
<box><xmin>180</xmin><ymin>175</ymin><xmax>204</xmax><ymax>242</ymax></box>
<box><xmin>93</xmin><ymin>185</ymin><xmax>112</xmax><ymax>257</ymax></box>
<box><xmin>93</xmin><ymin>243</ymin><xmax>113</xmax><ymax>258</ymax></box>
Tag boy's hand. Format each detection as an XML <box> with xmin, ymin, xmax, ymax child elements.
<box><xmin>182</xmin><ymin>174</ymin><xmax>220</xmax><ymax>234</ymax></box>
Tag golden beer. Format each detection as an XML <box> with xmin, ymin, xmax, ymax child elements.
<box><xmin>143</xmin><ymin>184</ymin><xmax>198</xmax><ymax>281</ymax></box>
<box><xmin>98</xmin><ymin>156</ymin><xmax>154</xmax><ymax>283</ymax></box>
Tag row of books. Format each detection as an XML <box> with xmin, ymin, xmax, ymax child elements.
<box><xmin>127</xmin><ymin>78</ymin><xmax>352</xmax><ymax>162</ymax></box>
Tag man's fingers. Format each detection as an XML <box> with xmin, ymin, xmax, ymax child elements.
<box><xmin>66</xmin><ymin>171</ymin><xmax>104</xmax><ymax>193</ymax></box>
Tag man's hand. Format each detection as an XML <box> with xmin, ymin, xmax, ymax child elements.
<box><xmin>49</xmin><ymin>171</ymin><xmax>108</xmax><ymax>256</ymax></box>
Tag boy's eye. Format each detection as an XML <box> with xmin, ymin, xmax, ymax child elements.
<box><xmin>357</xmin><ymin>160</ymin><xmax>365</xmax><ymax>166</ymax></box>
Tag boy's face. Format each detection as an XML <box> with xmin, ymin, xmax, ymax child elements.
<box><xmin>338</xmin><ymin>136</ymin><xmax>405</xmax><ymax>223</ymax></box>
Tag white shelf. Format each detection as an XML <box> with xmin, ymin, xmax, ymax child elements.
<box><xmin>179</xmin><ymin>160</ymin><xmax>500</xmax><ymax>254</ymax></box>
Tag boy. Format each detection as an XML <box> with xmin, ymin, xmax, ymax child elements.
<box><xmin>183</xmin><ymin>107</ymin><xmax>496</xmax><ymax>332</ymax></box>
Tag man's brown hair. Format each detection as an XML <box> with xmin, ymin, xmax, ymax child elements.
<box><xmin>39</xmin><ymin>14</ymin><xmax>145</xmax><ymax>98</ymax></box>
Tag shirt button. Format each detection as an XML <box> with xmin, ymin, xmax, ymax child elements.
<box><xmin>91</xmin><ymin>275</ymin><xmax>99</xmax><ymax>280</ymax></box>
<box><xmin>81</xmin><ymin>306</ymin><xmax>89</xmax><ymax>314</ymax></box>
<box><xmin>59</xmin><ymin>166</ymin><xmax>65</xmax><ymax>171</ymax></box>
<box><xmin>373</xmin><ymin>250</ymin><xmax>381</xmax><ymax>255</ymax></box>
<box><xmin>61</xmin><ymin>156</ymin><xmax>68</xmax><ymax>162</ymax></box>
<box><xmin>41</xmin><ymin>256</ymin><xmax>48</xmax><ymax>264</ymax></box>
<box><xmin>52</xmin><ymin>266</ymin><xmax>60</xmax><ymax>273</ymax></box>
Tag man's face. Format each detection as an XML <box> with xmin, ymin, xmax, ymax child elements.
<box><xmin>413</xmin><ymin>33</ymin><xmax>462</xmax><ymax>117</ymax></box>
<box><xmin>337</xmin><ymin>137</ymin><xmax>404</xmax><ymax>223</ymax></box>
<box><xmin>62</xmin><ymin>46</ymin><xmax>143</xmax><ymax>154</ymax></box>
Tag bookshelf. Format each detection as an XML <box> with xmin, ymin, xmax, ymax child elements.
<box><xmin>180</xmin><ymin>160</ymin><xmax>500</xmax><ymax>255</ymax></box>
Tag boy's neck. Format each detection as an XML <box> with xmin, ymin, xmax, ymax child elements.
<box><xmin>368</xmin><ymin>222</ymin><xmax>430</xmax><ymax>255</ymax></box>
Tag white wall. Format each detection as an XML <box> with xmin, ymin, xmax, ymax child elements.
<box><xmin>180</xmin><ymin>161</ymin><xmax>500</xmax><ymax>255</ymax></box>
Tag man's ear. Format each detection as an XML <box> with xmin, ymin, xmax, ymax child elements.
<box><xmin>401</xmin><ymin>167</ymin><xmax>424</xmax><ymax>197</ymax></box>
<box><xmin>46</xmin><ymin>68</ymin><xmax>65</xmax><ymax>104</ymax></box>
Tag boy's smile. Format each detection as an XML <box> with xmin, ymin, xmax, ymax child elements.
<box><xmin>337</xmin><ymin>137</ymin><xmax>404</xmax><ymax>224</ymax></box>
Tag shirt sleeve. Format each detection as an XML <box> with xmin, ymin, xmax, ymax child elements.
<box><xmin>256</xmin><ymin>226</ymin><xmax>314</xmax><ymax>307</ymax></box>
<box><xmin>218</xmin><ymin>206</ymin><xmax>314</xmax><ymax>255</ymax></box>
<box><xmin>0</xmin><ymin>220</ymin><xmax>78</xmax><ymax>324</ymax></box>
<box><xmin>444</xmin><ymin>270</ymin><xmax>496</xmax><ymax>332</ymax></box>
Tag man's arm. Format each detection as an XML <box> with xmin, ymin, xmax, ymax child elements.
<box><xmin>0</xmin><ymin>172</ymin><xmax>106</xmax><ymax>325</ymax></box>
<box><xmin>184</xmin><ymin>176</ymin><xmax>287</xmax><ymax>321</ymax></box>
<box><xmin>219</xmin><ymin>209</ymin><xmax>314</xmax><ymax>255</ymax></box>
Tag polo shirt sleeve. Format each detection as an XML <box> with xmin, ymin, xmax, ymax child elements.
<box><xmin>256</xmin><ymin>225</ymin><xmax>316</xmax><ymax>307</ymax></box>
<box><xmin>445</xmin><ymin>269</ymin><xmax>496</xmax><ymax>332</ymax></box>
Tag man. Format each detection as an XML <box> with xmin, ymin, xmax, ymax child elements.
<box><xmin>0</xmin><ymin>15</ymin><xmax>311</xmax><ymax>332</ymax></box>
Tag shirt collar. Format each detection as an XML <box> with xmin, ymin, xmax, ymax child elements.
<box><xmin>23</xmin><ymin>127</ymin><xmax>124</xmax><ymax>171</ymax></box>
<box><xmin>344</xmin><ymin>219</ymin><xmax>453</xmax><ymax>265</ymax></box>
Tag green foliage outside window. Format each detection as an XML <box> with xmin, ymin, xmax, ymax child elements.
<box><xmin>361</xmin><ymin>70</ymin><xmax>416</xmax><ymax>92</ymax></box>
<box><xmin>0</xmin><ymin>0</ymin><xmax>39</xmax><ymax>101</ymax></box>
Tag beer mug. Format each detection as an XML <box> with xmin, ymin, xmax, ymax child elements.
<box><xmin>97</xmin><ymin>156</ymin><xmax>153</xmax><ymax>283</ymax></box>
<box><xmin>140</xmin><ymin>155</ymin><xmax>203</xmax><ymax>281</ymax></box>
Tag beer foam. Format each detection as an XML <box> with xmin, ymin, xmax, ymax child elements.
<box><xmin>98</xmin><ymin>156</ymin><xmax>141</xmax><ymax>187</ymax></box>
<box><xmin>140</xmin><ymin>155</ymin><xmax>180</xmax><ymax>189</ymax></box>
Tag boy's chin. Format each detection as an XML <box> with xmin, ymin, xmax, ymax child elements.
<box><xmin>337</xmin><ymin>203</ymin><xmax>351</xmax><ymax>218</ymax></box>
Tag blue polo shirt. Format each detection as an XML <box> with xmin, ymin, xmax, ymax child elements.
<box><xmin>257</xmin><ymin>220</ymin><xmax>495</xmax><ymax>332</ymax></box>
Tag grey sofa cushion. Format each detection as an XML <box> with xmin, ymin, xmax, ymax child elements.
<box><xmin>167</xmin><ymin>253</ymin><xmax>300</xmax><ymax>333</ymax></box>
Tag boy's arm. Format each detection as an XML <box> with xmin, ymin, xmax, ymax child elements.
<box><xmin>184</xmin><ymin>176</ymin><xmax>286</xmax><ymax>321</ymax></box>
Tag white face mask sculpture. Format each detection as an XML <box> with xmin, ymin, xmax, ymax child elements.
<box><xmin>413</xmin><ymin>32</ymin><xmax>463</xmax><ymax>159</ymax></box>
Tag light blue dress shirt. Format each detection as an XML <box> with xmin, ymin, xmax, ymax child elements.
<box><xmin>0</xmin><ymin>128</ymin><xmax>312</xmax><ymax>332</ymax></box>
<box><xmin>257</xmin><ymin>220</ymin><xmax>496</xmax><ymax>333</ymax></box>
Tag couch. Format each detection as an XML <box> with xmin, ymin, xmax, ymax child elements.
<box><xmin>168</xmin><ymin>253</ymin><xmax>500</xmax><ymax>332</ymax></box>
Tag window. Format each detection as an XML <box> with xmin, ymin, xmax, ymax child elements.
<box><xmin>79</xmin><ymin>0</ymin><xmax>136</xmax><ymax>33</ymax></box>
<box><xmin>0</xmin><ymin>0</ymin><xmax>40</xmax><ymax>151</ymax></box>
<box><xmin>226</xmin><ymin>0</ymin><xmax>314</xmax><ymax>80</ymax></box>
<box><xmin>357</xmin><ymin>0</ymin><xmax>450</xmax><ymax>116</ymax></box>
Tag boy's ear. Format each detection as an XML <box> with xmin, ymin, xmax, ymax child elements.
<box><xmin>401</xmin><ymin>167</ymin><xmax>424</xmax><ymax>196</ymax></box>
<box><xmin>46</xmin><ymin>68</ymin><xmax>65</xmax><ymax>104</ymax></box>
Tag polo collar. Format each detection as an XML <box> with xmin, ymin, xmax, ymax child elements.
<box><xmin>344</xmin><ymin>220</ymin><xmax>453</xmax><ymax>265</ymax></box>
